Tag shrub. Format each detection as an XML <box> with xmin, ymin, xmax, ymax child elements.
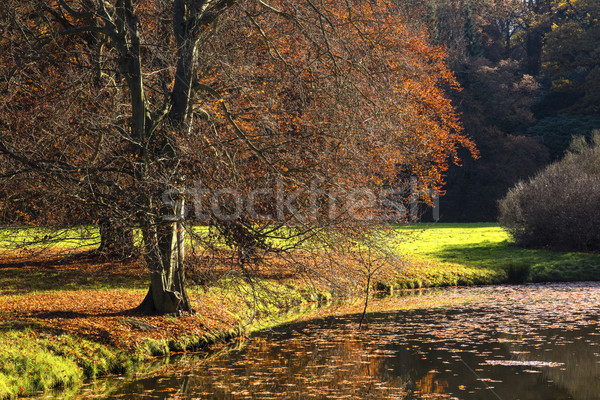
<box><xmin>504</xmin><ymin>261</ymin><xmax>532</xmax><ymax>284</ymax></box>
<box><xmin>499</xmin><ymin>132</ymin><xmax>600</xmax><ymax>251</ymax></box>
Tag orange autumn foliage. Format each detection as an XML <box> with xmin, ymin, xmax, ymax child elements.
<box><xmin>0</xmin><ymin>0</ymin><xmax>476</xmax><ymax>313</ymax></box>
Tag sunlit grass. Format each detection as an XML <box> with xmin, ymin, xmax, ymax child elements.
<box><xmin>0</xmin><ymin>224</ymin><xmax>306</xmax><ymax>252</ymax></box>
<box><xmin>392</xmin><ymin>223</ymin><xmax>600</xmax><ymax>283</ymax></box>
<box><xmin>0</xmin><ymin>330</ymin><xmax>114</xmax><ymax>399</ymax></box>
<box><xmin>0</xmin><ymin>226</ymin><xmax>99</xmax><ymax>250</ymax></box>
<box><xmin>3</xmin><ymin>222</ymin><xmax>600</xmax><ymax>288</ymax></box>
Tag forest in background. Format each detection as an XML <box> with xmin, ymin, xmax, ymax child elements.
<box><xmin>1</xmin><ymin>0</ymin><xmax>598</xmax><ymax>224</ymax></box>
<box><xmin>406</xmin><ymin>0</ymin><xmax>600</xmax><ymax>221</ymax></box>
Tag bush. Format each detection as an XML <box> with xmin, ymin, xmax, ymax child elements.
<box><xmin>499</xmin><ymin>132</ymin><xmax>600</xmax><ymax>251</ymax></box>
<box><xmin>504</xmin><ymin>261</ymin><xmax>532</xmax><ymax>284</ymax></box>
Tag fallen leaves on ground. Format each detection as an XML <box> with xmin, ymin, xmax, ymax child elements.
<box><xmin>0</xmin><ymin>251</ymin><xmax>245</xmax><ymax>349</ymax></box>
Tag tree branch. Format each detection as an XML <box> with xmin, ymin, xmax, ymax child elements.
<box><xmin>57</xmin><ymin>0</ymin><xmax>96</xmax><ymax>19</ymax></box>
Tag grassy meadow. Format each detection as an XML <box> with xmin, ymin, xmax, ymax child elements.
<box><xmin>2</xmin><ymin>222</ymin><xmax>600</xmax><ymax>292</ymax></box>
<box><xmin>393</xmin><ymin>223</ymin><xmax>600</xmax><ymax>284</ymax></box>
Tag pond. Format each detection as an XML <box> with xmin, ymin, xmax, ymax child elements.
<box><xmin>71</xmin><ymin>283</ymin><xmax>600</xmax><ymax>399</ymax></box>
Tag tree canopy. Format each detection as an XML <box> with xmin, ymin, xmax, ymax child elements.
<box><xmin>0</xmin><ymin>0</ymin><xmax>473</xmax><ymax>313</ymax></box>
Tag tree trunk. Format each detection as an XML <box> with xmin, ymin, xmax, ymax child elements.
<box><xmin>98</xmin><ymin>219</ymin><xmax>135</xmax><ymax>258</ymax></box>
<box><xmin>137</xmin><ymin>197</ymin><xmax>193</xmax><ymax>315</ymax></box>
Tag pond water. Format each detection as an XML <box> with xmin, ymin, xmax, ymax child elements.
<box><xmin>73</xmin><ymin>283</ymin><xmax>600</xmax><ymax>399</ymax></box>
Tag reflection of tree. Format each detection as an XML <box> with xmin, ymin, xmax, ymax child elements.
<box><xmin>99</xmin><ymin>286</ymin><xmax>600</xmax><ymax>399</ymax></box>
<box><xmin>414</xmin><ymin>371</ymin><xmax>449</xmax><ymax>397</ymax></box>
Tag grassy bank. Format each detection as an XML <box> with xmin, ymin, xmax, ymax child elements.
<box><xmin>393</xmin><ymin>223</ymin><xmax>600</xmax><ymax>284</ymax></box>
<box><xmin>0</xmin><ymin>282</ymin><xmax>310</xmax><ymax>399</ymax></box>
<box><xmin>0</xmin><ymin>330</ymin><xmax>133</xmax><ymax>398</ymax></box>
<box><xmin>0</xmin><ymin>244</ymin><xmax>381</xmax><ymax>399</ymax></box>
<box><xmin>1</xmin><ymin>222</ymin><xmax>600</xmax><ymax>398</ymax></box>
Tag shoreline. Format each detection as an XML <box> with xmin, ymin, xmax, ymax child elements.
<box><xmin>3</xmin><ymin>223</ymin><xmax>600</xmax><ymax>399</ymax></box>
<box><xmin>0</xmin><ymin>278</ymin><xmax>480</xmax><ymax>399</ymax></box>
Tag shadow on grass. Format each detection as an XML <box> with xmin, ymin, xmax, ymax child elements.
<box><xmin>393</xmin><ymin>222</ymin><xmax>499</xmax><ymax>230</ymax></box>
<box><xmin>0</xmin><ymin>250</ymin><xmax>301</xmax><ymax>294</ymax></box>
<box><xmin>432</xmin><ymin>241</ymin><xmax>523</xmax><ymax>268</ymax></box>
<box><xmin>434</xmin><ymin>241</ymin><xmax>600</xmax><ymax>282</ymax></box>
<box><xmin>0</xmin><ymin>251</ymin><xmax>147</xmax><ymax>293</ymax></box>
<box><xmin>0</xmin><ymin>250</ymin><xmax>127</xmax><ymax>269</ymax></box>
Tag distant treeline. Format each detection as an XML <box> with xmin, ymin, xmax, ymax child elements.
<box><xmin>404</xmin><ymin>0</ymin><xmax>600</xmax><ymax>221</ymax></box>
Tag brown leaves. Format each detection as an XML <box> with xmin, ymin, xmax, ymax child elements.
<box><xmin>0</xmin><ymin>251</ymin><xmax>229</xmax><ymax>350</ymax></box>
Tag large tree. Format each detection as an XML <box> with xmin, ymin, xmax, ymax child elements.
<box><xmin>0</xmin><ymin>0</ymin><xmax>473</xmax><ymax>314</ymax></box>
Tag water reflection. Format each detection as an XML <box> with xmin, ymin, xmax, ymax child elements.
<box><xmin>76</xmin><ymin>284</ymin><xmax>600</xmax><ymax>399</ymax></box>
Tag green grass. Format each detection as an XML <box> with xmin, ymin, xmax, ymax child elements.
<box><xmin>0</xmin><ymin>226</ymin><xmax>100</xmax><ymax>250</ymax></box>
<box><xmin>0</xmin><ymin>224</ymin><xmax>296</xmax><ymax>254</ymax></box>
<box><xmin>4</xmin><ymin>222</ymin><xmax>599</xmax><ymax>291</ymax></box>
<box><xmin>0</xmin><ymin>329</ymin><xmax>137</xmax><ymax>399</ymax></box>
<box><xmin>392</xmin><ymin>223</ymin><xmax>600</xmax><ymax>283</ymax></box>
